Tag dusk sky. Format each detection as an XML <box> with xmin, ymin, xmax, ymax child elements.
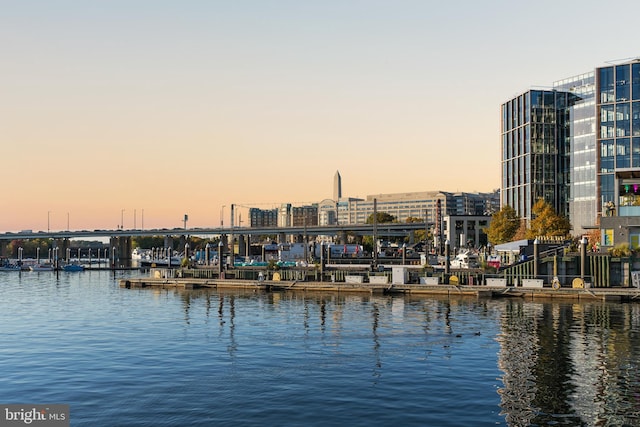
<box><xmin>2</xmin><ymin>0</ymin><xmax>640</xmax><ymax>231</ymax></box>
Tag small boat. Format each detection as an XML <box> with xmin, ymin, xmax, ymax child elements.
<box><xmin>30</xmin><ymin>263</ymin><xmax>55</xmax><ymax>272</ymax></box>
<box><xmin>0</xmin><ymin>264</ymin><xmax>21</xmax><ymax>271</ymax></box>
<box><xmin>450</xmin><ymin>250</ymin><xmax>480</xmax><ymax>269</ymax></box>
<box><xmin>62</xmin><ymin>263</ymin><xmax>85</xmax><ymax>272</ymax></box>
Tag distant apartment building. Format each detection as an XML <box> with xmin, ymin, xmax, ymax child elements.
<box><xmin>335</xmin><ymin>191</ymin><xmax>499</xmax><ymax>225</ymax></box>
<box><xmin>502</xmin><ymin>57</ymin><xmax>640</xmax><ymax>244</ymax></box>
<box><xmin>249</xmin><ymin>208</ymin><xmax>278</xmax><ymax>228</ymax></box>
<box><xmin>291</xmin><ymin>205</ymin><xmax>318</xmax><ymax>227</ymax></box>
<box><xmin>250</xmin><ymin>204</ymin><xmax>318</xmax><ymax>228</ymax></box>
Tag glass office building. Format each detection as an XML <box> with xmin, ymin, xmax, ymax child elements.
<box><xmin>555</xmin><ymin>72</ymin><xmax>597</xmax><ymax>233</ymax></box>
<box><xmin>502</xmin><ymin>58</ymin><xmax>640</xmax><ymax>240</ymax></box>
<box><xmin>596</xmin><ymin>61</ymin><xmax>640</xmax><ymax>215</ymax></box>
<box><xmin>501</xmin><ymin>89</ymin><xmax>572</xmax><ymax>224</ymax></box>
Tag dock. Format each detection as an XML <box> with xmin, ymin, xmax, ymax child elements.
<box><xmin>119</xmin><ymin>277</ymin><xmax>640</xmax><ymax>302</ymax></box>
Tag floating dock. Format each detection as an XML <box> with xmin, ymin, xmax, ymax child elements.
<box><xmin>119</xmin><ymin>277</ymin><xmax>640</xmax><ymax>302</ymax></box>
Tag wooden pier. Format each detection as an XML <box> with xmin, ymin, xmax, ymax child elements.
<box><xmin>119</xmin><ymin>276</ymin><xmax>640</xmax><ymax>302</ymax></box>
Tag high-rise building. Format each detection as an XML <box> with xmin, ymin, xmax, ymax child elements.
<box><xmin>501</xmin><ymin>90</ymin><xmax>573</xmax><ymax>225</ymax></box>
<box><xmin>502</xmin><ymin>57</ymin><xmax>640</xmax><ymax>244</ymax></box>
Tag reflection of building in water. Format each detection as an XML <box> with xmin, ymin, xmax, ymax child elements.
<box><xmin>497</xmin><ymin>301</ymin><xmax>640</xmax><ymax>426</ymax></box>
<box><xmin>496</xmin><ymin>302</ymin><xmax>542</xmax><ymax>426</ymax></box>
<box><xmin>566</xmin><ymin>303</ymin><xmax>605</xmax><ymax>422</ymax></box>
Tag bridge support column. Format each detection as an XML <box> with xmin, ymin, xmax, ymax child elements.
<box><xmin>238</xmin><ymin>235</ymin><xmax>246</xmax><ymax>260</ymax></box>
<box><xmin>109</xmin><ymin>236</ymin><xmax>132</xmax><ymax>268</ymax></box>
<box><xmin>339</xmin><ymin>231</ymin><xmax>347</xmax><ymax>245</ymax></box>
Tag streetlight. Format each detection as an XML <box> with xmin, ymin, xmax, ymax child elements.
<box><xmin>218</xmin><ymin>240</ymin><xmax>224</xmax><ymax>276</ymax></box>
<box><xmin>121</xmin><ymin>209</ymin><xmax>125</xmax><ymax>230</ymax></box>
<box><xmin>221</xmin><ymin>205</ymin><xmax>226</xmax><ymax>227</ymax></box>
<box><xmin>47</xmin><ymin>211</ymin><xmax>51</xmax><ymax>233</ymax></box>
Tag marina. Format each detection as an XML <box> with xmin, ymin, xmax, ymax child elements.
<box><xmin>2</xmin><ymin>270</ymin><xmax>640</xmax><ymax>426</ymax></box>
<box><xmin>119</xmin><ymin>269</ymin><xmax>640</xmax><ymax>302</ymax></box>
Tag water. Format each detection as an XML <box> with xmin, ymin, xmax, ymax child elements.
<box><xmin>1</xmin><ymin>271</ymin><xmax>639</xmax><ymax>426</ymax></box>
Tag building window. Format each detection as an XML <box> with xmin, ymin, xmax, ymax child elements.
<box><xmin>633</xmin><ymin>102</ymin><xmax>640</xmax><ymax>136</ymax></box>
<box><xmin>601</xmin><ymin>105</ymin><xmax>615</xmax><ymax>138</ymax></box>
<box><xmin>616</xmin><ymin>64</ymin><xmax>630</xmax><ymax>101</ymax></box>
<box><xmin>616</xmin><ymin>102</ymin><xmax>631</xmax><ymax>137</ymax></box>
<box><xmin>599</xmin><ymin>67</ymin><xmax>615</xmax><ymax>103</ymax></box>
<box><xmin>620</xmin><ymin>181</ymin><xmax>640</xmax><ymax>206</ymax></box>
<box><xmin>634</xmin><ymin>137</ymin><xmax>640</xmax><ymax>167</ymax></box>
<box><xmin>616</xmin><ymin>138</ymin><xmax>631</xmax><ymax>168</ymax></box>
<box><xmin>633</xmin><ymin>63</ymin><xmax>640</xmax><ymax>101</ymax></box>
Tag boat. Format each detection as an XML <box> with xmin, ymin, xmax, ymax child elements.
<box><xmin>0</xmin><ymin>264</ymin><xmax>21</xmax><ymax>271</ymax></box>
<box><xmin>132</xmin><ymin>248</ymin><xmax>150</xmax><ymax>260</ymax></box>
<box><xmin>62</xmin><ymin>263</ymin><xmax>85</xmax><ymax>272</ymax></box>
<box><xmin>30</xmin><ymin>263</ymin><xmax>55</xmax><ymax>272</ymax></box>
<box><xmin>450</xmin><ymin>250</ymin><xmax>480</xmax><ymax>269</ymax></box>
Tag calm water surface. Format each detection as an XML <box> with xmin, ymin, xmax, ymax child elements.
<box><xmin>1</xmin><ymin>271</ymin><xmax>639</xmax><ymax>426</ymax></box>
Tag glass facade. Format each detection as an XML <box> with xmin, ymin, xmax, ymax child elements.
<box><xmin>554</xmin><ymin>72</ymin><xmax>596</xmax><ymax>234</ymax></box>
<box><xmin>501</xmin><ymin>90</ymin><xmax>572</xmax><ymax>224</ymax></box>
<box><xmin>502</xmin><ymin>59</ymin><xmax>640</xmax><ymax>236</ymax></box>
<box><xmin>596</xmin><ymin>61</ymin><xmax>640</xmax><ymax>216</ymax></box>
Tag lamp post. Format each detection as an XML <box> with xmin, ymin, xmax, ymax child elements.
<box><xmin>320</xmin><ymin>241</ymin><xmax>324</xmax><ymax>282</ymax></box>
<box><xmin>221</xmin><ymin>205</ymin><xmax>225</xmax><ymax>227</ymax></box>
<box><xmin>444</xmin><ymin>239</ymin><xmax>450</xmax><ymax>275</ymax></box>
<box><xmin>218</xmin><ymin>241</ymin><xmax>224</xmax><ymax>277</ymax></box>
<box><xmin>121</xmin><ymin>209</ymin><xmax>125</xmax><ymax>230</ymax></box>
<box><xmin>580</xmin><ymin>236</ymin><xmax>588</xmax><ymax>280</ymax></box>
<box><xmin>402</xmin><ymin>243</ymin><xmax>407</xmax><ymax>265</ymax></box>
<box><xmin>47</xmin><ymin>211</ymin><xmax>51</xmax><ymax>233</ymax></box>
<box><xmin>533</xmin><ymin>238</ymin><xmax>539</xmax><ymax>278</ymax></box>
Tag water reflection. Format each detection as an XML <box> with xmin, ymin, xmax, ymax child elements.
<box><xmin>142</xmin><ymin>287</ymin><xmax>640</xmax><ymax>426</ymax></box>
<box><xmin>497</xmin><ymin>300</ymin><xmax>640</xmax><ymax>426</ymax></box>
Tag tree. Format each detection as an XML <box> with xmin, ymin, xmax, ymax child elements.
<box><xmin>526</xmin><ymin>199</ymin><xmax>571</xmax><ymax>239</ymax></box>
<box><xmin>365</xmin><ymin>212</ymin><xmax>396</xmax><ymax>224</ymax></box>
<box><xmin>405</xmin><ymin>216</ymin><xmax>427</xmax><ymax>242</ymax></box>
<box><xmin>362</xmin><ymin>212</ymin><xmax>396</xmax><ymax>254</ymax></box>
<box><xmin>484</xmin><ymin>205</ymin><xmax>519</xmax><ymax>245</ymax></box>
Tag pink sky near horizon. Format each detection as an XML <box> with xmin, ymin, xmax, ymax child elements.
<box><xmin>2</xmin><ymin>1</ymin><xmax>639</xmax><ymax>232</ymax></box>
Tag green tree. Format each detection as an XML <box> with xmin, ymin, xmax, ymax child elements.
<box><xmin>365</xmin><ymin>212</ymin><xmax>396</xmax><ymax>224</ymax></box>
<box><xmin>362</xmin><ymin>212</ymin><xmax>396</xmax><ymax>253</ymax></box>
<box><xmin>405</xmin><ymin>216</ymin><xmax>427</xmax><ymax>243</ymax></box>
<box><xmin>484</xmin><ymin>205</ymin><xmax>519</xmax><ymax>245</ymax></box>
<box><xmin>526</xmin><ymin>199</ymin><xmax>571</xmax><ymax>239</ymax></box>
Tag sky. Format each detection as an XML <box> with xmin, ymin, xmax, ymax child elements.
<box><xmin>3</xmin><ymin>0</ymin><xmax>640</xmax><ymax>232</ymax></box>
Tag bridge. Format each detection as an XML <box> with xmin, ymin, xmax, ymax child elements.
<box><xmin>0</xmin><ymin>222</ymin><xmax>428</xmax><ymax>241</ymax></box>
<box><xmin>0</xmin><ymin>223</ymin><xmax>429</xmax><ymax>267</ymax></box>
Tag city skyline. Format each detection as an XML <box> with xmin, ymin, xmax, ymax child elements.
<box><xmin>3</xmin><ymin>1</ymin><xmax>640</xmax><ymax>231</ymax></box>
